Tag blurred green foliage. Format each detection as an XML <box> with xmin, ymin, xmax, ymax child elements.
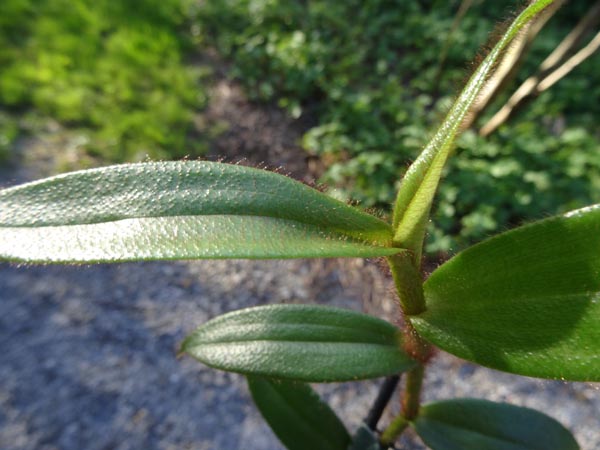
<box><xmin>198</xmin><ymin>0</ymin><xmax>600</xmax><ymax>253</ymax></box>
<box><xmin>0</xmin><ymin>0</ymin><xmax>207</xmax><ymax>161</ymax></box>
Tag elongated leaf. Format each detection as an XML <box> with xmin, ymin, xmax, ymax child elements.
<box><xmin>391</xmin><ymin>0</ymin><xmax>553</xmax><ymax>262</ymax></box>
<box><xmin>348</xmin><ymin>424</ymin><xmax>382</xmax><ymax>450</ymax></box>
<box><xmin>0</xmin><ymin>161</ymin><xmax>399</xmax><ymax>262</ymax></box>
<box><xmin>247</xmin><ymin>376</ymin><xmax>350</xmax><ymax>450</ymax></box>
<box><xmin>413</xmin><ymin>399</ymin><xmax>579</xmax><ymax>450</ymax></box>
<box><xmin>411</xmin><ymin>205</ymin><xmax>600</xmax><ymax>381</ymax></box>
<box><xmin>181</xmin><ymin>304</ymin><xmax>416</xmax><ymax>382</ymax></box>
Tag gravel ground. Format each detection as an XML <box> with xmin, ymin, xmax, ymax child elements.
<box><xmin>0</xmin><ymin>259</ymin><xmax>384</xmax><ymax>450</ymax></box>
<box><xmin>1</xmin><ymin>258</ymin><xmax>599</xmax><ymax>450</ymax></box>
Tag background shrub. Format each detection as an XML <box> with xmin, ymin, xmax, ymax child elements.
<box><xmin>198</xmin><ymin>0</ymin><xmax>600</xmax><ymax>253</ymax></box>
<box><xmin>0</xmin><ymin>0</ymin><xmax>207</xmax><ymax>161</ymax></box>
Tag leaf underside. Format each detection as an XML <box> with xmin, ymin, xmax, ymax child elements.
<box><xmin>412</xmin><ymin>205</ymin><xmax>600</xmax><ymax>381</ymax></box>
<box><xmin>391</xmin><ymin>0</ymin><xmax>553</xmax><ymax>261</ymax></box>
<box><xmin>0</xmin><ymin>161</ymin><xmax>399</xmax><ymax>262</ymax></box>
<box><xmin>247</xmin><ymin>376</ymin><xmax>350</xmax><ymax>450</ymax></box>
<box><xmin>181</xmin><ymin>304</ymin><xmax>416</xmax><ymax>382</ymax></box>
<box><xmin>413</xmin><ymin>398</ymin><xmax>579</xmax><ymax>450</ymax></box>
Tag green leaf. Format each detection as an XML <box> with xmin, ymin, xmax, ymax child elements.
<box><xmin>181</xmin><ymin>304</ymin><xmax>416</xmax><ymax>382</ymax></box>
<box><xmin>247</xmin><ymin>376</ymin><xmax>350</xmax><ymax>450</ymax></box>
<box><xmin>413</xmin><ymin>398</ymin><xmax>579</xmax><ymax>450</ymax></box>
<box><xmin>0</xmin><ymin>161</ymin><xmax>399</xmax><ymax>263</ymax></box>
<box><xmin>411</xmin><ymin>205</ymin><xmax>600</xmax><ymax>381</ymax></box>
<box><xmin>391</xmin><ymin>0</ymin><xmax>553</xmax><ymax>262</ymax></box>
<box><xmin>348</xmin><ymin>424</ymin><xmax>382</xmax><ymax>450</ymax></box>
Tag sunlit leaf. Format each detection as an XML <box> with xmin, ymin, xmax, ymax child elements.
<box><xmin>0</xmin><ymin>161</ymin><xmax>399</xmax><ymax>262</ymax></box>
<box><xmin>181</xmin><ymin>304</ymin><xmax>416</xmax><ymax>382</ymax></box>
<box><xmin>412</xmin><ymin>205</ymin><xmax>600</xmax><ymax>381</ymax></box>
<box><xmin>391</xmin><ymin>0</ymin><xmax>554</xmax><ymax>262</ymax></box>
<box><xmin>247</xmin><ymin>376</ymin><xmax>350</xmax><ymax>450</ymax></box>
<box><xmin>413</xmin><ymin>398</ymin><xmax>579</xmax><ymax>450</ymax></box>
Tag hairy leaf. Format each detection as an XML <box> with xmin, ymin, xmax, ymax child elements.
<box><xmin>413</xmin><ymin>399</ymin><xmax>579</xmax><ymax>450</ymax></box>
<box><xmin>391</xmin><ymin>0</ymin><xmax>554</xmax><ymax>262</ymax></box>
<box><xmin>0</xmin><ymin>161</ymin><xmax>399</xmax><ymax>262</ymax></box>
<box><xmin>247</xmin><ymin>376</ymin><xmax>350</xmax><ymax>450</ymax></box>
<box><xmin>181</xmin><ymin>304</ymin><xmax>416</xmax><ymax>382</ymax></box>
<box><xmin>412</xmin><ymin>205</ymin><xmax>600</xmax><ymax>381</ymax></box>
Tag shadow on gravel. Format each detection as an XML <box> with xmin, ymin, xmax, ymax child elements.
<box><xmin>0</xmin><ymin>262</ymin><xmax>267</xmax><ymax>450</ymax></box>
<box><xmin>0</xmin><ymin>259</ymin><xmax>385</xmax><ymax>450</ymax></box>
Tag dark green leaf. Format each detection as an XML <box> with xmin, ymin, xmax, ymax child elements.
<box><xmin>247</xmin><ymin>376</ymin><xmax>350</xmax><ymax>450</ymax></box>
<box><xmin>181</xmin><ymin>304</ymin><xmax>416</xmax><ymax>382</ymax></box>
<box><xmin>0</xmin><ymin>161</ymin><xmax>399</xmax><ymax>262</ymax></box>
<box><xmin>391</xmin><ymin>0</ymin><xmax>553</xmax><ymax>262</ymax></box>
<box><xmin>413</xmin><ymin>398</ymin><xmax>579</xmax><ymax>450</ymax></box>
<box><xmin>348</xmin><ymin>424</ymin><xmax>382</xmax><ymax>450</ymax></box>
<box><xmin>412</xmin><ymin>205</ymin><xmax>600</xmax><ymax>381</ymax></box>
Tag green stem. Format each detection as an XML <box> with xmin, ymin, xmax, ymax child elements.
<box><xmin>401</xmin><ymin>364</ymin><xmax>425</xmax><ymax>420</ymax></box>
<box><xmin>387</xmin><ymin>252</ymin><xmax>425</xmax><ymax>316</ymax></box>
<box><xmin>384</xmin><ymin>245</ymin><xmax>429</xmax><ymax>447</ymax></box>
<box><xmin>379</xmin><ymin>364</ymin><xmax>426</xmax><ymax>447</ymax></box>
<box><xmin>379</xmin><ymin>414</ymin><xmax>409</xmax><ymax>447</ymax></box>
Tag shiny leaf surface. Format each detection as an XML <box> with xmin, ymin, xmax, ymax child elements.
<box><xmin>412</xmin><ymin>205</ymin><xmax>600</xmax><ymax>381</ymax></box>
<box><xmin>392</xmin><ymin>0</ymin><xmax>553</xmax><ymax>262</ymax></box>
<box><xmin>413</xmin><ymin>399</ymin><xmax>579</xmax><ymax>450</ymax></box>
<box><xmin>247</xmin><ymin>376</ymin><xmax>350</xmax><ymax>450</ymax></box>
<box><xmin>0</xmin><ymin>161</ymin><xmax>399</xmax><ymax>262</ymax></box>
<box><xmin>181</xmin><ymin>304</ymin><xmax>416</xmax><ymax>382</ymax></box>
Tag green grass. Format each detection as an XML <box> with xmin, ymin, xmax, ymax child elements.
<box><xmin>0</xmin><ymin>0</ymin><xmax>208</xmax><ymax>162</ymax></box>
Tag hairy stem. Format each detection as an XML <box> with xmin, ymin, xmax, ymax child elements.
<box><xmin>387</xmin><ymin>253</ymin><xmax>425</xmax><ymax>316</ymax></box>
<box><xmin>383</xmin><ymin>251</ymin><xmax>430</xmax><ymax>446</ymax></box>
<box><xmin>379</xmin><ymin>364</ymin><xmax>426</xmax><ymax>447</ymax></box>
<box><xmin>401</xmin><ymin>364</ymin><xmax>425</xmax><ymax>420</ymax></box>
<box><xmin>379</xmin><ymin>414</ymin><xmax>409</xmax><ymax>447</ymax></box>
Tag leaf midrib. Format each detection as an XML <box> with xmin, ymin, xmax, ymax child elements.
<box><xmin>0</xmin><ymin>214</ymin><xmax>397</xmax><ymax>252</ymax></box>
<box><xmin>188</xmin><ymin>340</ymin><xmax>401</xmax><ymax>351</ymax></box>
<box><xmin>197</xmin><ymin>321</ymin><xmax>396</xmax><ymax>343</ymax></box>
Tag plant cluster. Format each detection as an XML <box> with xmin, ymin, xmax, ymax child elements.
<box><xmin>0</xmin><ymin>1</ymin><xmax>598</xmax><ymax>449</ymax></box>
<box><xmin>198</xmin><ymin>0</ymin><xmax>600</xmax><ymax>253</ymax></box>
<box><xmin>2</xmin><ymin>0</ymin><xmax>598</xmax><ymax>252</ymax></box>
<box><xmin>0</xmin><ymin>0</ymin><xmax>207</xmax><ymax>162</ymax></box>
